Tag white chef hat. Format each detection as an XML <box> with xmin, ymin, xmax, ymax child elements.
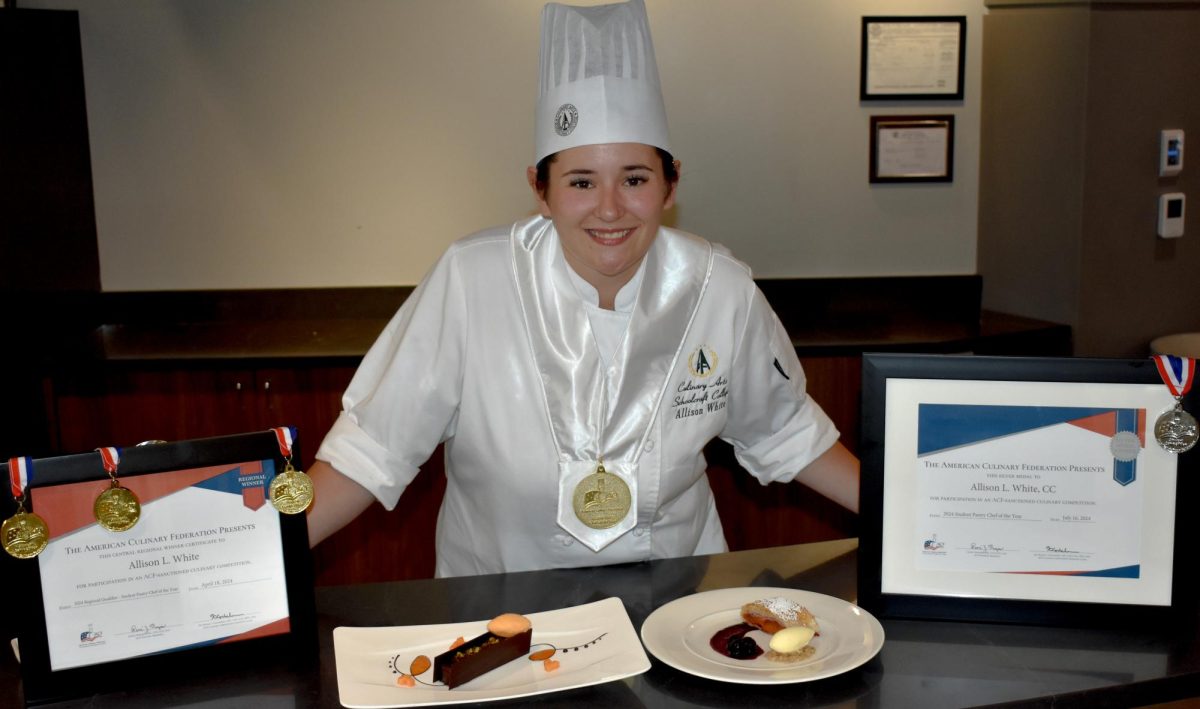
<box><xmin>534</xmin><ymin>0</ymin><xmax>671</xmax><ymax>163</ymax></box>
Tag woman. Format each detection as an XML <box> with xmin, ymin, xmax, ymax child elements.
<box><xmin>306</xmin><ymin>0</ymin><xmax>858</xmax><ymax>577</ymax></box>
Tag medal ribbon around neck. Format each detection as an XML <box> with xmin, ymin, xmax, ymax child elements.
<box><xmin>4</xmin><ymin>456</ymin><xmax>49</xmax><ymax>559</ymax></box>
<box><xmin>510</xmin><ymin>218</ymin><xmax>715</xmax><ymax>551</ymax></box>
<box><xmin>1152</xmin><ymin>354</ymin><xmax>1198</xmax><ymax>454</ymax></box>
<box><xmin>268</xmin><ymin>425</ymin><xmax>314</xmax><ymax>514</ymax></box>
<box><xmin>94</xmin><ymin>446</ymin><xmax>141</xmax><ymax>532</ymax></box>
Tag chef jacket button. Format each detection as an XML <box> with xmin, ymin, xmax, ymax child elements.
<box><xmin>644</xmin><ymin>440</ymin><xmax>655</xmax><ymax>452</ymax></box>
<box><xmin>633</xmin><ymin>525</ymin><xmax>648</xmax><ymax>537</ymax></box>
<box><xmin>559</xmin><ymin>453</ymin><xmax>569</xmax><ymax>463</ymax></box>
<box><xmin>608</xmin><ymin>366</ymin><xmax>618</xmax><ymax>377</ymax></box>
<box><xmin>555</xmin><ymin>534</ymin><xmax>574</xmax><ymax>547</ymax></box>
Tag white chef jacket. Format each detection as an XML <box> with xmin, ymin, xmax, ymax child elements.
<box><xmin>316</xmin><ymin>215</ymin><xmax>838</xmax><ymax>577</ymax></box>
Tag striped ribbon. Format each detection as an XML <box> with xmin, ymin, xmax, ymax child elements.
<box><xmin>7</xmin><ymin>457</ymin><xmax>32</xmax><ymax>498</ymax></box>
<box><xmin>1153</xmin><ymin>354</ymin><xmax>1195</xmax><ymax>398</ymax></box>
<box><xmin>96</xmin><ymin>447</ymin><xmax>121</xmax><ymax>474</ymax></box>
<box><xmin>271</xmin><ymin>426</ymin><xmax>297</xmax><ymax>459</ymax></box>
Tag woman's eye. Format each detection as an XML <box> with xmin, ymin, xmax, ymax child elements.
<box><xmin>568</xmin><ymin>179</ymin><xmax>593</xmax><ymax>189</ymax></box>
<box><xmin>624</xmin><ymin>175</ymin><xmax>649</xmax><ymax>187</ymax></box>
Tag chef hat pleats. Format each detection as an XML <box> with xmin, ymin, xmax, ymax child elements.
<box><xmin>535</xmin><ymin>0</ymin><xmax>671</xmax><ymax>163</ymax></box>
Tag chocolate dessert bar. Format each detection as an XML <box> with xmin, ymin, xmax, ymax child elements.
<box><xmin>432</xmin><ymin>628</ymin><xmax>533</xmax><ymax>688</ymax></box>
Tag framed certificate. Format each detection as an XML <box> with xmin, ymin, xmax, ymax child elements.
<box><xmin>860</xmin><ymin>16</ymin><xmax>966</xmax><ymax>100</ymax></box>
<box><xmin>859</xmin><ymin>354</ymin><xmax>1197</xmax><ymax>626</ymax></box>
<box><xmin>869</xmin><ymin>115</ymin><xmax>954</xmax><ymax>183</ymax></box>
<box><xmin>5</xmin><ymin>431</ymin><xmax>316</xmax><ymax>705</ymax></box>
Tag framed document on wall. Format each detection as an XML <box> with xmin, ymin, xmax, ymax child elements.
<box><xmin>858</xmin><ymin>354</ymin><xmax>1197</xmax><ymax>626</ymax></box>
<box><xmin>5</xmin><ymin>430</ymin><xmax>316</xmax><ymax>705</ymax></box>
<box><xmin>860</xmin><ymin>16</ymin><xmax>966</xmax><ymax>100</ymax></box>
<box><xmin>869</xmin><ymin>115</ymin><xmax>954</xmax><ymax>183</ymax></box>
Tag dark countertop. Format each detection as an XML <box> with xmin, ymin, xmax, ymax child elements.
<box><xmin>6</xmin><ymin>539</ymin><xmax>1197</xmax><ymax>708</ymax></box>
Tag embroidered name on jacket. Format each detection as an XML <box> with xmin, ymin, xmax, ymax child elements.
<box><xmin>672</xmin><ymin>345</ymin><xmax>728</xmax><ymax>420</ymax></box>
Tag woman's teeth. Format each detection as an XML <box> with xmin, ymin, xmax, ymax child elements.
<box><xmin>587</xmin><ymin>228</ymin><xmax>633</xmax><ymax>242</ymax></box>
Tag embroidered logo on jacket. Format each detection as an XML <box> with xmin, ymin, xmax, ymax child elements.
<box><xmin>688</xmin><ymin>345</ymin><xmax>719</xmax><ymax>378</ymax></box>
<box><xmin>673</xmin><ymin>345</ymin><xmax>728</xmax><ymax>421</ymax></box>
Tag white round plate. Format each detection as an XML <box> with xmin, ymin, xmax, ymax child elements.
<box><xmin>640</xmin><ymin>587</ymin><xmax>884</xmax><ymax>685</ymax></box>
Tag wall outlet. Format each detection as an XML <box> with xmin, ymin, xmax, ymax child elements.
<box><xmin>1158</xmin><ymin>193</ymin><xmax>1185</xmax><ymax>238</ymax></box>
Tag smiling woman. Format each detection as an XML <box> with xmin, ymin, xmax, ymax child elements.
<box><xmin>528</xmin><ymin>143</ymin><xmax>679</xmax><ymax>309</ymax></box>
<box><xmin>304</xmin><ymin>0</ymin><xmax>859</xmax><ymax>578</ymax></box>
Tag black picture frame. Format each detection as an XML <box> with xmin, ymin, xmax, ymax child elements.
<box><xmin>869</xmin><ymin>115</ymin><xmax>954</xmax><ymax>183</ymax></box>
<box><xmin>860</xmin><ymin>16</ymin><xmax>966</xmax><ymax>101</ymax></box>
<box><xmin>858</xmin><ymin>353</ymin><xmax>1197</xmax><ymax>627</ymax></box>
<box><xmin>5</xmin><ymin>431</ymin><xmax>317</xmax><ymax>706</ymax></box>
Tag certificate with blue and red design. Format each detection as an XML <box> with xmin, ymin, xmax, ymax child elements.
<box><xmin>881</xmin><ymin>378</ymin><xmax>1179</xmax><ymax>607</ymax></box>
<box><xmin>31</xmin><ymin>460</ymin><xmax>290</xmax><ymax>671</ymax></box>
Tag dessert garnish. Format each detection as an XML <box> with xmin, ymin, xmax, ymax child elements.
<box><xmin>709</xmin><ymin>596</ymin><xmax>819</xmax><ymax>663</ymax></box>
<box><xmin>766</xmin><ymin>625</ymin><xmax>816</xmax><ymax>662</ymax></box>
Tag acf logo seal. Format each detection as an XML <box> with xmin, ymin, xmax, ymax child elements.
<box><xmin>688</xmin><ymin>345</ymin><xmax>719</xmax><ymax>378</ymax></box>
<box><xmin>554</xmin><ymin>103</ymin><xmax>579</xmax><ymax>136</ymax></box>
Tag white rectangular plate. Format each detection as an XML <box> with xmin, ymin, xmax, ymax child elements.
<box><xmin>333</xmin><ymin>597</ymin><xmax>649</xmax><ymax>707</ymax></box>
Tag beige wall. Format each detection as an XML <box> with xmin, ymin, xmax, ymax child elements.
<box><xmin>23</xmin><ymin>0</ymin><xmax>985</xmax><ymax>291</ymax></box>
<box><xmin>979</xmin><ymin>1</ymin><xmax>1200</xmax><ymax>356</ymax></box>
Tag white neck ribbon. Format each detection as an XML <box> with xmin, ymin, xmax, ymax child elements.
<box><xmin>511</xmin><ymin>216</ymin><xmax>714</xmax><ymax>551</ymax></box>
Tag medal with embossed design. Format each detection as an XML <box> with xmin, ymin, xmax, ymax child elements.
<box><xmin>571</xmin><ymin>461</ymin><xmax>632</xmax><ymax>530</ymax></box>
<box><xmin>268</xmin><ymin>426</ymin><xmax>313</xmax><ymax>514</ymax></box>
<box><xmin>94</xmin><ymin>446</ymin><xmax>141</xmax><ymax>532</ymax></box>
<box><xmin>3</xmin><ymin>457</ymin><xmax>48</xmax><ymax>559</ymax></box>
<box><xmin>1152</xmin><ymin>355</ymin><xmax>1198</xmax><ymax>454</ymax></box>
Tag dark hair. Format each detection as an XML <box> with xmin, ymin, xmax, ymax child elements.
<box><xmin>534</xmin><ymin>146</ymin><xmax>678</xmax><ymax>196</ymax></box>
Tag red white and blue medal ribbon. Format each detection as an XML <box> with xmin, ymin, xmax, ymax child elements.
<box><xmin>1153</xmin><ymin>355</ymin><xmax>1195</xmax><ymax>399</ymax></box>
<box><xmin>97</xmin><ymin>446</ymin><xmax>121</xmax><ymax>477</ymax></box>
<box><xmin>8</xmin><ymin>456</ymin><xmax>32</xmax><ymax>499</ymax></box>
<box><xmin>1152</xmin><ymin>355</ymin><xmax>1198</xmax><ymax>454</ymax></box>
<box><xmin>271</xmin><ymin>426</ymin><xmax>296</xmax><ymax>461</ymax></box>
<box><xmin>268</xmin><ymin>426</ymin><xmax>312</xmax><ymax>514</ymax></box>
<box><xmin>4</xmin><ymin>457</ymin><xmax>49</xmax><ymax>559</ymax></box>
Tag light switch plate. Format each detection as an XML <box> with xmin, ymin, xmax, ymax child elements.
<box><xmin>1160</xmin><ymin>129</ymin><xmax>1184</xmax><ymax>177</ymax></box>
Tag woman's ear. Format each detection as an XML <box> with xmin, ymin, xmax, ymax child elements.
<box><xmin>527</xmin><ymin>165</ymin><xmax>552</xmax><ymax>218</ymax></box>
<box><xmin>663</xmin><ymin>159</ymin><xmax>682</xmax><ymax>209</ymax></box>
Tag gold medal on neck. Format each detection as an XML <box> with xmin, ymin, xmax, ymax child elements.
<box><xmin>3</xmin><ymin>501</ymin><xmax>49</xmax><ymax>560</ymax></box>
<box><xmin>571</xmin><ymin>462</ymin><xmax>632</xmax><ymax>530</ymax></box>
<box><xmin>94</xmin><ymin>481</ymin><xmax>141</xmax><ymax>532</ymax></box>
<box><xmin>269</xmin><ymin>461</ymin><xmax>314</xmax><ymax>515</ymax></box>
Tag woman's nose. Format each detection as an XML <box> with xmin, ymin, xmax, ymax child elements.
<box><xmin>595</xmin><ymin>185</ymin><xmax>623</xmax><ymax>221</ymax></box>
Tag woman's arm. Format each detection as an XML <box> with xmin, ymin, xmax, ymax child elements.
<box><xmin>305</xmin><ymin>459</ymin><xmax>377</xmax><ymax>547</ymax></box>
<box><xmin>792</xmin><ymin>441</ymin><xmax>860</xmax><ymax>513</ymax></box>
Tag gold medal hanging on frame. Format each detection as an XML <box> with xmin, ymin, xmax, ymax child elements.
<box><xmin>268</xmin><ymin>427</ymin><xmax>313</xmax><ymax>514</ymax></box>
<box><xmin>4</xmin><ymin>457</ymin><xmax>48</xmax><ymax>559</ymax></box>
<box><xmin>2</xmin><ymin>504</ymin><xmax>49</xmax><ymax>560</ymax></box>
<box><xmin>571</xmin><ymin>461</ymin><xmax>632</xmax><ymax>530</ymax></box>
<box><xmin>94</xmin><ymin>447</ymin><xmax>141</xmax><ymax>532</ymax></box>
<box><xmin>269</xmin><ymin>460</ymin><xmax>314</xmax><ymax>515</ymax></box>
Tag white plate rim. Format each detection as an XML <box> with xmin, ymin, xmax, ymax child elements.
<box><xmin>333</xmin><ymin>596</ymin><xmax>650</xmax><ymax>707</ymax></box>
<box><xmin>639</xmin><ymin>587</ymin><xmax>884</xmax><ymax>685</ymax></box>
